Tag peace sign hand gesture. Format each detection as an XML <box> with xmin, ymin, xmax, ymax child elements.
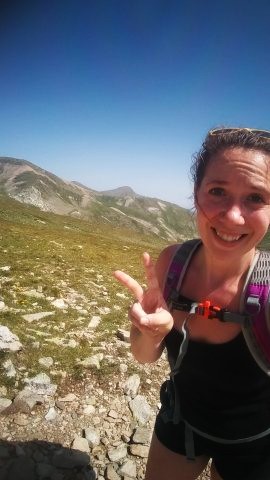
<box><xmin>114</xmin><ymin>252</ymin><xmax>173</xmax><ymax>340</ymax></box>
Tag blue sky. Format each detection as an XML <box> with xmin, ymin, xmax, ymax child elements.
<box><xmin>1</xmin><ymin>0</ymin><xmax>270</xmax><ymax>207</ymax></box>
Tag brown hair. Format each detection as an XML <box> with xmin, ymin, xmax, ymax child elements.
<box><xmin>190</xmin><ymin>128</ymin><xmax>270</xmax><ymax>191</ymax></box>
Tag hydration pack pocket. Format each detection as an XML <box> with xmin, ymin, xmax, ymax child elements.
<box><xmin>159</xmin><ymin>379</ymin><xmax>180</xmax><ymax>424</ymax></box>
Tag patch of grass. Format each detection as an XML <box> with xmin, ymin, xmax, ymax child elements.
<box><xmin>0</xmin><ymin>196</ymin><xmax>168</xmax><ymax>393</ymax></box>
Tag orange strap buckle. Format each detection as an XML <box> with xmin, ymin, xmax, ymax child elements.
<box><xmin>196</xmin><ymin>300</ymin><xmax>221</xmax><ymax>318</ymax></box>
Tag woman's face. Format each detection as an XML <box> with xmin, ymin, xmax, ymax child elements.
<box><xmin>195</xmin><ymin>147</ymin><xmax>270</xmax><ymax>258</ymax></box>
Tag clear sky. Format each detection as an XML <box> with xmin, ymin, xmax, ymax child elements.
<box><xmin>1</xmin><ymin>0</ymin><xmax>270</xmax><ymax>208</ymax></box>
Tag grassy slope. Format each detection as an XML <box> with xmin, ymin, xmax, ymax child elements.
<box><xmin>0</xmin><ymin>195</ymin><xmax>168</xmax><ymax>392</ymax></box>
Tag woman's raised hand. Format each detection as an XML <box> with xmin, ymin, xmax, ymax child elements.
<box><xmin>114</xmin><ymin>252</ymin><xmax>173</xmax><ymax>338</ymax></box>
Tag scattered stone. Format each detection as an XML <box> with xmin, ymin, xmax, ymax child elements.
<box><xmin>77</xmin><ymin>354</ymin><xmax>103</xmax><ymax>370</ymax></box>
<box><xmin>123</xmin><ymin>374</ymin><xmax>140</xmax><ymax>398</ymax></box>
<box><xmin>106</xmin><ymin>464</ymin><xmax>121</xmax><ymax>480</ymax></box>
<box><xmin>0</xmin><ymin>386</ymin><xmax>7</xmax><ymax>397</ymax></box>
<box><xmin>116</xmin><ymin>329</ymin><xmax>130</xmax><ymax>343</ymax></box>
<box><xmin>88</xmin><ymin>315</ymin><xmax>101</xmax><ymax>328</ymax></box>
<box><xmin>0</xmin><ymin>325</ymin><xmax>22</xmax><ymax>352</ymax></box>
<box><xmin>83</xmin><ymin>404</ymin><xmax>96</xmax><ymax>415</ymax></box>
<box><xmin>116</xmin><ymin>292</ymin><xmax>128</xmax><ymax>299</ymax></box>
<box><xmin>71</xmin><ymin>435</ymin><xmax>90</xmax><ymax>454</ymax></box>
<box><xmin>3</xmin><ymin>358</ymin><xmax>16</xmax><ymax>377</ymax></box>
<box><xmin>132</xmin><ymin>426</ymin><xmax>151</xmax><ymax>444</ymax></box>
<box><xmin>118</xmin><ymin>459</ymin><xmax>137</xmax><ymax>478</ymax></box>
<box><xmin>129</xmin><ymin>444</ymin><xmax>149</xmax><ymax>458</ymax></box>
<box><xmin>0</xmin><ymin>301</ymin><xmax>5</xmax><ymax>310</ymax></box>
<box><xmin>129</xmin><ymin>395</ymin><xmax>153</xmax><ymax>425</ymax></box>
<box><xmin>22</xmin><ymin>311</ymin><xmax>54</xmax><ymax>322</ymax></box>
<box><xmin>47</xmin><ymin>337</ymin><xmax>78</xmax><ymax>348</ymax></box>
<box><xmin>38</xmin><ymin>356</ymin><xmax>54</xmax><ymax>368</ymax></box>
<box><xmin>58</xmin><ymin>393</ymin><xmax>77</xmax><ymax>402</ymax></box>
<box><xmin>119</xmin><ymin>363</ymin><xmax>128</xmax><ymax>374</ymax></box>
<box><xmin>84</xmin><ymin>426</ymin><xmax>100</xmax><ymax>448</ymax></box>
<box><xmin>107</xmin><ymin>444</ymin><xmax>127</xmax><ymax>462</ymax></box>
<box><xmin>11</xmin><ymin>388</ymin><xmax>44</xmax><ymax>413</ymax></box>
<box><xmin>0</xmin><ymin>398</ymin><xmax>12</xmax><ymax>412</ymax></box>
<box><xmin>24</xmin><ymin>373</ymin><xmax>57</xmax><ymax>396</ymax></box>
<box><xmin>97</xmin><ymin>306</ymin><xmax>110</xmax><ymax>315</ymax></box>
<box><xmin>23</xmin><ymin>288</ymin><xmax>45</xmax><ymax>298</ymax></box>
<box><xmin>13</xmin><ymin>413</ymin><xmax>29</xmax><ymax>426</ymax></box>
<box><xmin>45</xmin><ymin>406</ymin><xmax>58</xmax><ymax>421</ymax></box>
<box><xmin>51</xmin><ymin>299</ymin><xmax>68</xmax><ymax>309</ymax></box>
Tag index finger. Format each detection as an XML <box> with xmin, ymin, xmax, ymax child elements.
<box><xmin>113</xmin><ymin>270</ymin><xmax>144</xmax><ymax>302</ymax></box>
<box><xmin>142</xmin><ymin>253</ymin><xmax>160</xmax><ymax>291</ymax></box>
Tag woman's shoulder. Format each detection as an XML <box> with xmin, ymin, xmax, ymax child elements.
<box><xmin>156</xmin><ymin>239</ymin><xmax>200</xmax><ymax>269</ymax></box>
<box><xmin>155</xmin><ymin>243</ymin><xmax>183</xmax><ymax>290</ymax></box>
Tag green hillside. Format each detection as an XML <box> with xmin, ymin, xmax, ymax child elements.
<box><xmin>0</xmin><ymin>195</ymin><xmax>169</xmax><ymax>392</ymax></box>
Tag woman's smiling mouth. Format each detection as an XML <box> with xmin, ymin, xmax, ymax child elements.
<box><xmin>212</xmin><ymin>228</ymin><xmax>246</xmax><ymax>242</ymax></box>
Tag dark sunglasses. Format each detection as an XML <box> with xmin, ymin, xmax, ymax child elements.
<box><xmin>209</xmin><ymin>127</ymin><xmax>270</xmax><ymax>141</ymax></box>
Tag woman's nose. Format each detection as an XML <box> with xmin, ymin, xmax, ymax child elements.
<box><xmin>222</xmin><ymin>204</ymin><xmax>245</xmax><ymax>225</ymax></box>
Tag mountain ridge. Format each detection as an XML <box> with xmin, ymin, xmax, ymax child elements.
<box><xmin>0</xmin><ymin>156</ymin><xmax>196</xmax><ymax>242</ymax></box>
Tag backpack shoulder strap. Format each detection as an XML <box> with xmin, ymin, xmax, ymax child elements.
<box><xmin>164</xmin><ymin>238</ymin><xmax>201</xmax><ymax>308</ymax></box>
<box><xmin>241</xmin><ymin>249</ymin><xmax>270</xmax><ymax>375</ymax></box>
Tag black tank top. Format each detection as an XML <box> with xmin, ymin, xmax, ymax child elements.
<box><xmin>165</xmin><ymin>325</ymin><xmax>270</xmax><ymax>439</ymax></box>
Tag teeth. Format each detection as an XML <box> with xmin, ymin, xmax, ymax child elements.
<box><xmin>215</xmin><ymin>230</ymin><xmax>242</xmax><ymax>242</ymax></box>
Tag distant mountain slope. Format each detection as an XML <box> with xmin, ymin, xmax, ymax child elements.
<box><xmin>0</xmin><ymin>156</ymin><xmax>196</xmax><ymax>241</ymax></box>
<box><xmin>99</xmin><ymin>186</ymin><xmax>139</xmax><ymax>198</ymax></box>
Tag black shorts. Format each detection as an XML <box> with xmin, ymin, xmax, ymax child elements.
<box><xmin>155</xmin><ymin>413</ymin><xmax>270</xmax><ymax>480</ymax></box>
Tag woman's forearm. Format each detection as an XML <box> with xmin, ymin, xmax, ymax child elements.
<box><xmin>130</xmin><ymin>325</ymin><xmax>165</xmax><ymax>363</ymax></box>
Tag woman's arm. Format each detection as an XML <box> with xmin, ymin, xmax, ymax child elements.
<box><xmin>114</xmin><ymin>244</ymin><xmax>179</xmax><ymax>364</ymax></box>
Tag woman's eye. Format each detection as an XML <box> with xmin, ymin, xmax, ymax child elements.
<box><xmin>208</xmin><ymin>187</ymin><xmax>225</xmax><ymax>196</ymax></box>
<box><xmin>247</xmin><ymin>193</ymin><xmax>265</xmax><ymax>204</ymax></box>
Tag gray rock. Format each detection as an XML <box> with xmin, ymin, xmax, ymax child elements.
<box><xmin>0</xmin><ymin>386</ymin><xmax>7</xmax><ymax>396</ymax></box>
<box><xmin>0</xmin><ymin>397</ymin><xmax>12</xmax><ymax>412</ymax></box>
<box><xmin>107</xmin><ymin>444</ymin><xmax>127</xmax><ymax>462</ymax></box>
<box><xmin>0</xmin><ymin>301</ymin><xmax>6</xmax><ymax>311</ymax></box>
<box><xmin>38</xmin><ymin>356</ymin><xmax>54</xmax><ymax>368</ymax></box>
<box><xmin>51</xmin><ymin>298</ymin><xmax>68</xmax><ymax>309</ymax></box>
<box><xmin>0</xmin><ymin>325</ymin><xmax>22</xmax><ymax>352</ymax></box>
<box><xmin>45</xmin><ymin>406</ymin><xmax>58</xmax><ymax>421</ymax></box>
<box><xmin>116</xmin><ymin>329</ymin><xmax>130</xmax><ymax>343</ymax></box>
<box><xmin>129</xmin><ymin>444</ymin><xmax>149</xmax><ymax>458</ymax></box>
<box><xmin>77</xmin><ymin>355</ymin><xmax>103</xmax><ymax>370</ymax></box>
<box><xmin>3</xmin><ymin>359</ymin><xmax>16</xmax><ymax>377</ymax></box>
<box><xmin>58</xmin><ymin>393</ymin><xmax>77</xmax><ymax>402</ymax></box>
<box><xmin>123</xmin><ymin>374</ymin><xmax>140</xmax><ymax>398</ymax></box>
<box><xmin>106</xmin><ymin>464</ymin><xmax>121</xmax><ymax>480</ymax></box>
<box><xmin>22</xmin><ymin>311</ymin><xmax>54</xmax><ymax>322</ymax></box>
<box><xmin>118</xmin><ymin>459</ymin><xmax>137</xmax><ymax>478</ymax></box>
<box><xmin>132</xmin><ymin>426</ymin><xmax>151</xmax><ymax>444</ymax></box>
<box><xmin>84</xmin><ymin>426</ymin><xmax>101</xmax><ymax>447</ymax></box>
<box><xmin>129</xmin><ymin>395</ymin><xmax>153</xmax><ymax>425</ymax></box>
<box><xmin>11</xmin><ymin>388</ymin><xmax>43</xmax><ymax>414</ymax></box>
<box><xmin>88</xmin><ymin>315</ymin><xmax>101</xmax><ymax>328</ymax></box>
<box><xmin>72</xmin><ymin>435</ymin><xmax>90</xmax><ymax>454</ymax></box>
<box><xmin>24</xmin><ymin>373</ymin><xmax>57</xmax><ymax>396</ymax></box>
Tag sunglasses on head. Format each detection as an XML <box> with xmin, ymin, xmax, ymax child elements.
<box><xmin>209</xmin><ymin>127</ymin><xmax>270</xmax><ymax>141</ymax></box>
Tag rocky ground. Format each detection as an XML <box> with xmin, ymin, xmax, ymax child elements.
<box><xmin>0</xmin><ymin>325</ymin><xmax>211</xmax><ymax>480</ymax></box>
<box><xmin>0</xmin><ymin>239</ymin><xmax>211</xmax><ymax>480</ymax></box>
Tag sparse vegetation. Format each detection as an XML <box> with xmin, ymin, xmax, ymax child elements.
<box><xmin>0</xmin><ymin>195</ymin><xmax>169</xmax><ymax>392</ymax></box>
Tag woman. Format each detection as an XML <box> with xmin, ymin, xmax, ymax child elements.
<box><xmin>114</xmin><ymin>127</ymin><xmax>270</xmax><ymax>480</ymax></box>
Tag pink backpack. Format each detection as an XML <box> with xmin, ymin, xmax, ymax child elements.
<box><xmin>164</xmin><ymin>239</ymin><xmax>270</xmax><ymax>375</ymax></box>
